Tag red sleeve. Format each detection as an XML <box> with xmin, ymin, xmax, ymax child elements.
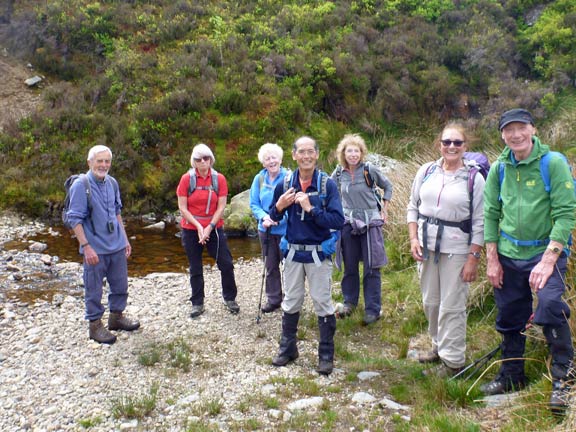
<box><xmin>217</xmin><ymin>173</ymin><xmax>228</xmax><ymax>197</ymax></box>
<box><xmin>176</xmin><ymin>172</ymin><xmax>191</xmax><ymax>197</ymax></box>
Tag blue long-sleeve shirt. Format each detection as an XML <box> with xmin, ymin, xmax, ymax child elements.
<box><xmin>66</xmin><ymin>171</ymin><xmax>126</xmax><ymax>255</ymax></box>
<box><xmin>249</xmin><ymin>167</ymin><xmax>289</xmax><ymax>235</ymax></box>
<box><xmin>269</xmin><ymin>168</ymin><xmax>344</xmax><ymax>263</ymax></box>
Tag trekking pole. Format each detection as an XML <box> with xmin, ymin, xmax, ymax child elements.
<box><xmin>451</xmin><ymin>313</ymin><xmax>535</xmax><ymax>381</ymax></box>
<box><xmin>256</xmin><ymin>228</ymin><xmax>270</xmax><ymax>324</ymax></box>
<box><xmin>450</xmin><ymin>344</ymin><xmax>501</xmax><ymax>381</ymax></box>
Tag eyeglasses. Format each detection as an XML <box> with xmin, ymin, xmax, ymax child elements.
<box><xmin>441</xmin><ymin>139</ymin><xmax>465</xmax><ymax>147</ymax></box>
<box><xmin>194</xmin><ymin>156</ymin><xmax>211</xmax><ymax>162</ymax></box>
<box><xmin>296</xmin><ymin>149</ymin><xmax>317</xmax><ymax>156</ymax></box>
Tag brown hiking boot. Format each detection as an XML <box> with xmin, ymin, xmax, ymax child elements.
<box><xmin>89</xmin><ymin>319</ymin><xmax>117</xmax><ymax>344</ymax></box>
<box><xmin>108</xmin><ymin>312</ymin><xmax>140</xmax><ymax>331</ymax></box>
<box><xmin>418</xmin><ymin>350</ymin><xmax>440</xmax><ymax>364</ymax></box>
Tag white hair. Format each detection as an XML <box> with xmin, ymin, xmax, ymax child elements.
<box><xmin>190</xmin><ymin>143</ymin><xmax>216</xmax><ymax>168</ymax></box>
<box><xmin>257</xmin><ymin>143</ymin><xmax>283</xmax><ymax>164</ymax></box>
<box><xmin>87</xmin><ymin>145</ymin><xmax>112</xmax><ymax>161</ymax></box>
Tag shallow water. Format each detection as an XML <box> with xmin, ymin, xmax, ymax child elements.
<box><xmin>6</xmin><ymin>221</ymin><xmax>263</xmax><ymax>277</ymax></box>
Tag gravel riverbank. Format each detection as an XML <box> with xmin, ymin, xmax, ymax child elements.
<box><xmin>0</xmin><ymin>212</ymin><xmax>408</xmax><ymax>431</ymax></box>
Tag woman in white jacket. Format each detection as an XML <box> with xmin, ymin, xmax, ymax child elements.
<box><xmin>407</xmin><ymin>122</ymin><xmax>485</xmax><ymax>377</ymax></box>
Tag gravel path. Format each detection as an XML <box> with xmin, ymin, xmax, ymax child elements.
<box><xmin>0</xmin><ymin>212</ymin><xmax>403</xmax><ymax>431</ymax></box>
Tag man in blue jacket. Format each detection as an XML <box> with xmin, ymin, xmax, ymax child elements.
<box><xmin>269</xmin><ymin>136</ymin><xmax>344</xmax><ymax>375</ymax></box>
<box><xmin>66</xmin><ymin>145</ymin><xmax>140</xmax><ymax>344</ymax></box>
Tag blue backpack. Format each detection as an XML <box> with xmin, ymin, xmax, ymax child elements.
<box><xmin>497</xmin><ymin>151</ymin><xmax>576</xmax><ymax>197</ymax></box>
<box><xmin>497</xmin><ymin>151</ymin><xmax>576</xmax><ymax>247</ymax></box>
<box><xmin>283</xmin><ymin>169</ymin><xmax>329</xmax><ymax>210</ymax></box>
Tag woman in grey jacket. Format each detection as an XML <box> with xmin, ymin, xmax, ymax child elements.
<box><xmin>406</xmin><ymin>122</ymin><xmax>485</xmax><ymax>377</ymax></box>
<box><xmin>331</xmin><ymin>134</ymin><xmax>393</xmax><ymax>325</ymax></box>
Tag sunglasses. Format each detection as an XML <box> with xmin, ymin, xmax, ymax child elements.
<box><xmin>441</xmin><ymin>139</ymin><xmax>465</xmax><ymax>147</ymax></box>
<box><xmin>194</xmin><ymin>156</ymin><xmax>211</xmax><ymax>162</ymax></box>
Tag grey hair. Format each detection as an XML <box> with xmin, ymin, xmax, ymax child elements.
<box><xmin>257</xmin><ymin>143</ymin><xmax>283</xmax><ymax>164</ymax></box>
<box><xmin>87</xmin><ymin>145</ymin><xmax>112</xmax><ymax>161</ymax></box>
<box><xmin>190</xmin><ymin>143</ymin><xmax>216</xmax><ymax>168</ymax></box>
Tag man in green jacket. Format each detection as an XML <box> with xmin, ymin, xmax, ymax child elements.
<box><xmin>482</xmin><ymin>108</ymin><xmax>576</xmax><ymax>414</ymax></box>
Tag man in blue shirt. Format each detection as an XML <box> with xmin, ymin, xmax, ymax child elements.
<box><xmin>66</xmin><ymin>145</ymin><xmax>140</xmax><ymax>344</ymax></box>
<box><xmin>269</xmin><ymin>136</ymin><xmax>344</xmax><ymax>375</ymax></box>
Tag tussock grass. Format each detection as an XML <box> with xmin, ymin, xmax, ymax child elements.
<box><xmin>328</xmin><ymin>117</ymin><xmax>576</xmax><ymax>431</ymax></box>
<box><xmin>110</xmin><ymin>382</ymin><xmax>159</xmax><ymax>420</ymax></box>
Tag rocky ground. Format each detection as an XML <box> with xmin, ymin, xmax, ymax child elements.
<box><xmin>0</xmin><ymin>54</ymin><xmax>42</xmax><ymax>132</ymax></box>
<box><xmin>0</xmin><ymin>212</ymin><xmax>409</xmax><ymax>431</ymax></box>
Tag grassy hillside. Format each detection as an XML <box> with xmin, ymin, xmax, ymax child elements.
<box><xmin>0</xmin><ymin>0</ymin><xmax>575</xmax><ymax>217</ymax></box>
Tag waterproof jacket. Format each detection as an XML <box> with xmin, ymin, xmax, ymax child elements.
<box><xmin>484</xmin><ymin>136</ymin><xmax>576</xmax><ymax>259</ymax></box>
<box><xmin>249</xmin><ymin>167</ymin><xmax>289</xmax><ymax>236</ymax></box>
<box><xmin>269</xmin><ymin>168</ymin><xmax>344</xmax><ymax>263</ymax></box>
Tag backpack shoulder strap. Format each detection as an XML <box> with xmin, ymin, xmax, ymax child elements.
<box><xmin>188</xmin><ymin>168</ymin><xmax>196</xmax><ymax>196</ymax></box>
<box><xmin>317</xmin><ymin>170</ymin><xmax>329</xmax><ymax>209</ymax></box>
<box><xmin>335</xmin><ymin>165</ymin><xmax>343</xmax><ymax>187</ymax></box>
<box><xmin>210</xmin><ymin>167</ymin><xmax>219</xmax><ymax>195</ymax></box>
<box><xmin>363</xmin><ymin>162</ymin><xmax>375</xmax><ymax>189</ymax></box>
<box><xmin>539</xmin><ymin>151</ymin><xmax>564</xmax><ymax>193</ymax></box>
<box><xmin>421</xmin><ymin>161</ymin><xmax>437</xmax><ymax>184</ymax></box>
<box><xmin>465</xmin><ymin>166</ymin><xmax>480</xmax><ymax>245</ymax></box>
<box><xmin>283</xmin><ymin>171</ymin><xmax>293</xmax><ymax>193</ymax></box>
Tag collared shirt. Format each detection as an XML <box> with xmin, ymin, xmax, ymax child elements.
<box><xmin>66</xmin><ymin>171</ymin><xmax>126</xmax><ymax>255</ymax></box>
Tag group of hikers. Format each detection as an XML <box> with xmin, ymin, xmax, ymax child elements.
<box><xmin>65</xmin><ymin>108</ymin><xmax>576</xmax><ymax>414</ymax></box>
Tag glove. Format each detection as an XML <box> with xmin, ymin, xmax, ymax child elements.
<box><xmin>321</xmin><ymin>231</ymin><xmax>339</xmax><ymax>256</ymax></box>
<box><xmin>280</xmin><ymin>236</ymin><xmax>288</xmax><ymax>255</ymax></box>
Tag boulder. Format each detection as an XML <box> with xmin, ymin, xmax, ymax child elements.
<box><xmin>224</xmin><ymin>189</ymin><xmax>256</xmax><ymax>237</ymax></box>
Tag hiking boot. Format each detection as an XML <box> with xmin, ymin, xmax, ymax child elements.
<box><xmin>223</xmin><ymin>300</ymin><xmax>240</xmax><ymax>314</ymax></box>
<box><xmin>190</xmin><ymin>304</ymin><xmax>205</xmax><ymax>318</ymax></box>
<box><xmin>272</xmin><ymin>312</ymin><xmax>300</xmax><ymax>367</ymax></box>
<box><xmin>550</xmin><ymin>378</ymin><xmax>572</xmax><ymax>416</ymax></box>
<box><xmin>108</xmin><ymin>312</ymin><xmax>140</xmax><ymax>331</ymax></box>
<box><xmin>272</xmin><ymin>349</ymin><xmax>299</xmax><ymax>367</ymax></box>
<box><xmin>418</xmin><ymin>350</ymin><xmax>440</xmax><ymax>364</ymax></box>
<box><xmin>317</xmin><ymin>359</ymin><xmax>334</xmax><ymax>376</ymax></box>
<box><xmin>261</xmin><ymin>302</ymin><xmax>281</xmax><ymax>313</ymax></box>
<box><xmin>337</xmin><ymin>302</ymin><xmax>355</xmax><ymax>319</ymax></box>
<box><xmin>363</xmin><ymin>313</ymin><xmax>380</xmax><ymax>325</ymax></box>
<box><xmin>89</xmin><ymin>319</ymin><xmax>117</xmax><ymax>345</ymax></box>
<box><xmin>423</xmin><ymin>362</ymin><xmax>463</xmax><ymax>378</ymax></box>
<box><xmin>480</xmin><ymin>376</ymin><xmax>526</xmax><ymax>396</ymax></box>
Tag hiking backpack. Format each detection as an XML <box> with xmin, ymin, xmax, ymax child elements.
<box><xmin>62</xmin><ymin>174</ymin><xmax>92</xmax><ymax>231</ymax></box>
<box><xmin>188</xmin><ymin>167</ymin><xmax>220</xmax><ymax>215</ymax></box>
<box><xmin>283</xmin><ymin>169</ymin><xmax>330</xmax><ymax>210</ymax></box>
<box><xmin>497</xmin><ymin>151</ymin><xmax>576</xmax><ymax>198</ymax></box>
<box><xmin>420</xmin><ymin>153</ymin><xmax>489</xmax><ymax>246</ymax></box>
<box><xmin>334</xmin><ymin>162</ymin><xmax>385</xmax><ymax>211</ymax></box>
<box><xmin>62</xmin><ymin>173</ymin><xmax>119</xmax><ymax>233</ymax></box>
<box><xmin>497</xmin><ymin>151</ymin><xmax>576</xmax><ymax>247</ymax></box>
<box><xmin>188</xmin><ymin>167</ymin><xmax>219</xmax><ymax>196</ymax></box>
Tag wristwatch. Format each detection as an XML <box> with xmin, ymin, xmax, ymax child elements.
<box><xmin>469</xmin><ymin>251</ymin><xmax>481</xmax><ymax>259</ymax></box>
<box><xmin>547</xmin><ymin>245</ymin><xmax>562</xmax><ymax>254</ymax></box>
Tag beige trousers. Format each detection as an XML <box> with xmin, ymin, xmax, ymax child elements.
<box><xmin>419</xmin><ymin>252</ymin><xmax>469</xmax><ymax>368</ymax></box>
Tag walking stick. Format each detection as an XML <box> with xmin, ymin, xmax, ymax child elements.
<box><xmin>450</xmin><ymin>313</ymin><xmax>535</xmax><ymax>381</ymax></box>
<box><xmin>256</xmin><ymin>228</ymin><xmax>270</xmax><ymax>324</ymax></box>
<box><xmin>450</xmin><ymin>344</ymin><xmax>501</xmax><ymax>381</ymax></box>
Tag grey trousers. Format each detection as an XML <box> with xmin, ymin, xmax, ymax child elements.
<box><xmin>282</xmin><ymin>258</ymin><xmax>335</xmax><ymax>316</ymax></box>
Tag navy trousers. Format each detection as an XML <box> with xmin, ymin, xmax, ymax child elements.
<box><xmin>495</xmin><ymin>252</ymin><xmax>569</xmax><ymax>333</ymax></box>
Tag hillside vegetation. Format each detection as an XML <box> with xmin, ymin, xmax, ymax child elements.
<box><xmin>0</xmin><ymin>0</ymin><xmax>575</xmax><ymax>217</ymax></box>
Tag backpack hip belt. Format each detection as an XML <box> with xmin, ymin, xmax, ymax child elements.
<box><xmin>286</xmin><ymin>243</ymin><xmax>323</xmax><ymax>267</ymax></box>
<box><xmin>500</xmin><ymin>230</ymin><xmax>550</xmax><ymax>247</ymax></box>
<box><xmin>419</xmin><ymin>214</ymin><xmax>472</xmax><ymax>264</ymax></box>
